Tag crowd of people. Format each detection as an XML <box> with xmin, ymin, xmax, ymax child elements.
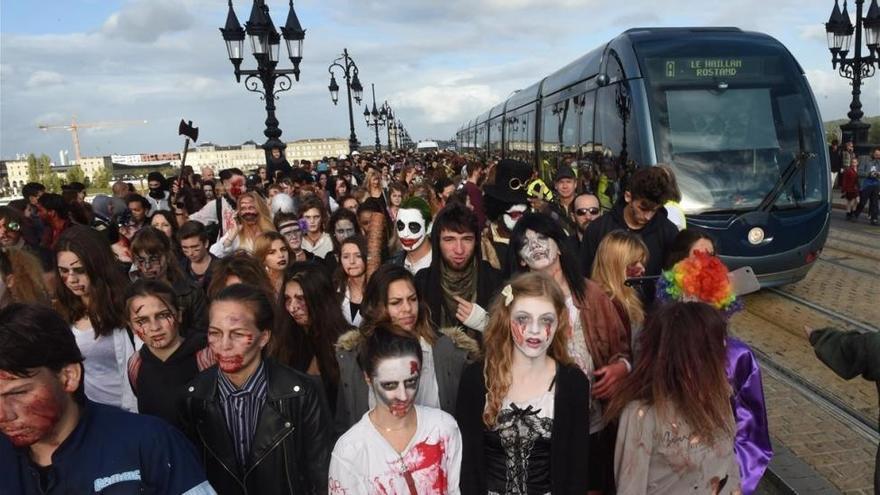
<box><xmin>829</xmin><ymin>140</ymin><xmax>880</xmax><ymax>225</ymax></box>
<box><xmin>1</xmin><ymin>149</ymin><xmax>775</xmax><ymax>494</ymax></box>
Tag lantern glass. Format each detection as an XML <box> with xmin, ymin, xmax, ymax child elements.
<box><xmin>250</xmin><ymin>32</ymin><xmax>268</xmax><ymax>55</ymax></box>
<box><xmin>226</xmin><ymin>38</ymin><xmax>244</xmax><ymax>60</ymax></box>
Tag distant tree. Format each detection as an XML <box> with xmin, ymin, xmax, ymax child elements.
<box><xmin>66</xmin><ymin>164</ymin><xmax>86</xmax><ymax>184</ymax></box>
<box><xmin>26</xmin><ymin>154</ymin><xmax>39</xmax><ymax>182</ymax></box>
<box><xmin>43</xmin><ymin>173</ymin><xmax>62</xmax><ymax>193</ymax></box>
<box><xmin>92</xmin><ymin>166</ymin><xmax>111</xmax><ymax>189</ymax></box>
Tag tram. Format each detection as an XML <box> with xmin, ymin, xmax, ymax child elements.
<box><xmin>457</xmin><ymin>27</ymin><xmax>830</xmax><ymax>286</ymax></box>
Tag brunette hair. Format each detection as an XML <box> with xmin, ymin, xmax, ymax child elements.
<box><xmin>206</xmin><ymin>251</ymin><xmax>274</xmax><ymax>300</ymax></box>
<box><xmin>271</xmin><ymin>263</ymin><xmax>348</xmax><ymax>389</ymax></box>
<box><xmin>54</xmin><ymin>225</ymin><xmax>128</xmax><ymax>337</ymax></box>
<box><xmin>360</xmin><ymin>264</ymin><xmax>435</xmax><ymax>345</ymax></box>
<box><xmin>0</xmin><ymin>247</ymin><xmax>51</xmax><ymax>307</ymax></box>
<box><xmin>212</xmin><ymin>283</ymin><xmax>275</xmax><ymax>333</ymax></box>
<box><xmin>298</xmin><ymin>196</ymin><xmax>327</xmax><ymax>230</ymax></box>
<box><xmin>177</xmin><ymin>220</ymin><xmax>209</xmax><ymax>243</ymax></box>
<box><xmin>0</xmin><ymin>303</ymin><xmax>84</xmax><ymax>377</ymax></box>
<box><xmin>508</xmin><ymin>212</ymin><xmax>585</xmax><ymax>301</ymax></box>
<box><xmin>328</xmin><ymin>207</ymin><xmax>361</xmax><ymax>251</ymax></box>
<box><xmin>605</xmin><ymin>302</ymin><xmax>733</xmax><ymax>444</ymax></box>
<box><xmin>357</xmin><ymin>323</ymin><xmax>422</xmax><ymax>377</ymax></box>
<box><xmin>626</xmin><ymin>167</ymin><xmax>669</xmax><ymax>206</ymax></box>
<box><xmin>150</xmin><ymin>210</ymin><xmax>179</xmax><ymax>240</ymax></box>
<box><xmin>590</xmin><ymin>230</ymin><xmax>648</xmax><ymax>327</ymax></box>
<box><xmin>123</xmin><ymin>279</ymin><xmax>180</xmax><ymax>325</ymax></box>
<box><xmin>130</xmin><ymin>226</ymin><xmax>186</xmax><ymax>284</ymax></box>
<box><xmin>482</xmin><ymin>271</ymin><xmax>572</xmax><ymax>427</ymax></box>
<box><xmin>665</xmin><ymin>229</ymin><xmax>716</xmax><ymax>269</ymax></box>
<box><xmin>335</xmin><ymin>235</ymin><xmax>367</xmax><ymax>293</ymax></box>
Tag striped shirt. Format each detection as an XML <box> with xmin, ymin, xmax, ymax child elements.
<box><xmin>217</xmin><ymin>360</ymin><xmax>268</xmax><ymax>468</ymax></box>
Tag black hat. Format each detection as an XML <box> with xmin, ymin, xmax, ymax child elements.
<box><xmin>484</xmin><ymin>159</ymin><xmax>532</xmax><ymax>205</ymax></box>
<box><xmin>554</xmin><ymin>164</ymin><xmax>576</xmax><ymax>182</ymax></box>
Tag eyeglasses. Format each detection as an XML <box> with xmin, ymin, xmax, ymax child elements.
<box><xmin>134</xmin><ymin>254</ymin><xmax>163</xmax><ymax>267</ymax></box>
<box><xmin>575</xmin><ymin>207</ymin><xmax>600</xmax><ymax>216</ymax></box>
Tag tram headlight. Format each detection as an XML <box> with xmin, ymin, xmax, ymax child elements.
<box><xmin>747</xmin><ymin>227</ymin><xmax>765</xmax><ymax>245</ymax></box>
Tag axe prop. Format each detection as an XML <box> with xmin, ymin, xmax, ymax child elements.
<box><xmin>177</xmin><ymin>119</ymin><xmax>199</xmax><ymax>189</ymax></box>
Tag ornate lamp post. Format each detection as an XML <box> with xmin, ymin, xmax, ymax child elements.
<box><xmin>220</xmin><ymin>0</ymin><xmax>305</xmax><ymax>166</ymax></box>
<box><xmin>328</xmin><ymin>49</ymin><xmax>364</xmax><ymax>152</ymax></box>
<box><xmin>381</xmin><ymin>102</ymin><xmax>396</xmax><ymax>151</ymax></box>
<box><xmin>364</xmin><ymin>84</ymin><xmax>388</xmax><ymax>152</ymax></box>
<box><xmin>825</xmin><ymin>0</ymin><xmax>880</xmax><ymax>144</ymax></box>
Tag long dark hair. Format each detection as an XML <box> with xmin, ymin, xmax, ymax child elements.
<box><xmin>605</xmin><ymin>302</ymin><xmax>733</xmax><ymax>444</ymax></box>
<box><xmin>271</xmin><ymin>262</ymin><xmax>349</xmax><ymax>399</ymax></box>
<box><xmin>328</xmin><ymin>207</ymin><xmax>362</xmax><ymax>254</ymax></box>
<box><xmin>130</xmin><ymin>226</ymin><xmax>187</xmax><ymax>285</ymax></box>
<box><xmin>664</xmin><ymin>229</ymin><xmax>716</xmax><ymax>269</ymax></box>
<box><xmin>54</xmin><ymin>225</ymin><xmax>128</xmax><ymax>337</ymax></box>
<box><xmin>361</xmin><ymin>264</ymin><xmax>435</xmax><ymax>345</ymax></box>
<box><xmin>507</xmin><ymin>211</ymin><xmax>585</xmax><ymax>302</ymax></box>
<box><xmin>334</xmin><ymin>235</ymin><xmax>367</xmax><ymax>293</ymax></box>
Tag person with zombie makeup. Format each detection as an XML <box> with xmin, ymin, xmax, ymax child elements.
<box><xmin>54</xmin><ymin>226</ymin><xmax>140</xmax><ymax>412</ymax></box>
<box><xmin>274</xmin><ymin>212</ymin><xmax>315</xmax><ymax>264</ymax></box>
<box><xmin>190</xmin><ymin>168</ymin><xmax>247</xmax><ymax>239</ymax></box>
<box><xmin>180</xmin><ymin>283</ymin><xmax>333</xmax><ymax>494</ymax></box>
<box><xmin>324</xmin><ymin>206</ymin><xmax>361</xmax><ymax>273</ymax></box>
<box><xmin>329</xmin><ymin>324</ymin><xmax>463</xmax><ymax>494</ymax></box>
<box><xmin>36</xmin><ymin>193</ymin><xmax>72</xmax><ymax>253</ymax></box>
<box><xmin>271</xmin><ymin>263</ymin><xmax>349</xmax><ymax>413</ymax></box>
<box><xmin>508</xmin><ymin>212</ymin><xmax>630</xmax><ymax>494</ymax></box>
<box><xmin>336</xmin><ymin>236</ymin><xmax>367</xmax><ymax>327</ymax></box>
<box><xmin>0</xmin><ymin>304</ymin><xmax>215</xmax><ymax>495</ymax></box>
<box><xmin>299</xmin><ymin>195</ymin><xmax>334</xmax><ymax>259</ymax></box>
<box><xmin>579</xmin><ymin>167</ymin><xmax>678</xmax><ymax>283</ymax></box>
<box><xmin>204</xmin><ymin>252</ymin><xmax>275</xmax><ymax>301</ymax></box>
<box><xmin>481</xmin><ymin>159</ymin><xmax>533</xmax><ymax>272</ymax></box>
<box><xmin>145</xmin><ymin>172</ymin><xmax>171</xmax><ymax>213</ymax></box>
<box><xmin>253</xmin><ymin>231</ymin><xmax>290</xmax><ymax>296</ymax></box>
<box><xmin>389</xmin><ymin>196</ymin><xmax>434</xmax><ymax>274</ymax></box>
<box><xmin>456</xmin><ymin>271</ymin><xmax>590</xmax><ymax>494</ymax></box>
<box><xmin>335</xmin><ymin>264</ymin><xmax>480</xmax><ymax>434</ymax></box>
<box><xmin>210</xmin><ymin>191</ymin><xmax>275</xmax><ymax>257</ymax></box>
<box><xmin>124</xmin><ymin>279</ymin><xmax>215</xmax><ymax>429</ymax></box>
<box><xmin>607</xmin><ymin>302</ymin><xmax>743</xmax><ymax>495</ymax></box>
<box><xmin>201</xmin><ymin>179</ymin><xmax>216</xmax><ymax>202</ymax></box>
<box><xmin>415</xmin><ymin>202</ymin><xmax>501</xmax><ymax>333</ymax></box>
<box><xmin>178</xmin><ymin>221</ymin><xmax>218</xmax><ymax>290</ymax></box>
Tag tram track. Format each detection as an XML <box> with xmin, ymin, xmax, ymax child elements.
<box><xmin>816</xmin><ymin>255</ymin><xmax>880</xmax><ymax>278</ymax></box>
<box><xmin>766</xmin><ymin>287</ymin><xmax>878</xmax><ymax>335</ymax></box>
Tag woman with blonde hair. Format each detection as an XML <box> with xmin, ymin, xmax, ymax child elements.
<box><xmin>0</xmin><ymin>247</ymin><xmax>51</xmax><ymax>308</ymax></box>
<box><xmin>253</xmin><ymin>231</ymin><xmax>290</xmax><ymax>295</ymax></box>
<box><xmin>210</xmin><ymin>191</ymin><xmax>275</xmax><ymax>257</ymax></box>
<box><xmin>591</xmin><ymin>230</ymin><xmax>648</xmax><ymax>340</ymax></box>
<box><xmin>456</xmin><ymin>271</ymin><xmax>590</xmax><ymax>494</ymax></box>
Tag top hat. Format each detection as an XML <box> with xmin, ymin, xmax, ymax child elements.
<box><xmin>484</xmin><ymin>159</ymin><xmax>533</xmax><ymax>205</ymax></box>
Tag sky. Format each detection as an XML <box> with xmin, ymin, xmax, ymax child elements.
<box><xmin>1</xmin><ymin>0</ymin><xmax>878</xmax><ymax>160</ymax></box>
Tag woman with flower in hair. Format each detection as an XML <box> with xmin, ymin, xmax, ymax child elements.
<box><xmin>456</xmin><ymin>271</ymin><xmax>590</xmax><ymax>494</ymax></box>
<box><xmin>654</xmin><ymin>251</ymin><xmax>771</xmax><ymax>495</ymax></box>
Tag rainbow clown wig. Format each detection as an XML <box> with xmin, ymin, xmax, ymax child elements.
<box><xmin>656</xmin><ymin>251</ymin><xmax>743</xmax><ymax>318</ymax></box>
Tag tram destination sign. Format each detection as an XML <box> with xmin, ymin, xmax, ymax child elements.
<box><xmin>645</xmin><ymin>56</ymin><xmax>768</xmax><ymax>82</ymax></box>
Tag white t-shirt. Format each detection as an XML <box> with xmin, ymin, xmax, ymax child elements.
<box><xmin>72</xmin><ymin>326</ymin><xmax>124</xmax><ymax>408</ymax></box>
<box><xmin>329</xmin><ymin>405</ymin><xmax>462</xmax><ymax>494</ymax></box>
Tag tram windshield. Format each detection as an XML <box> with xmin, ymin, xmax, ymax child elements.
<box><xmin>638</xmin><ymin>40</ymin><xmax>826</xmax><ymax>215</ymax></box>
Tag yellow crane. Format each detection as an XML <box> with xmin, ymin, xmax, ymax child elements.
<box><xmin>37</xmin><ymin>116</ymin><xmax>149</xmax><ymax>162</ymax></box>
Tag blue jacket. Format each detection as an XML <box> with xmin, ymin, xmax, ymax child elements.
<box><xmin>1</xmin><ymin>400</ymin><xmax>214</xmax><ymax>494</ymax></box>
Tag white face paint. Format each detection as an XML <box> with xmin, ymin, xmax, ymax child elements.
<box><xmin>519</xmin><ymin>229</ymin><xmax>560</xmax><ymax>271</ymax></box>
<box><xmin>509</xmin><ymin>296</ymin><xmax>558</xmax><ymax>360</ymax></box>
<box><xmin>369</xmin><ymin>356</ymin><xmax>421</xmax><ymax>417</ymax></box>
<box><xmin>503</xmin><ymin>204</ymin><xmax>528</xmax><ymax>231</ymax></box>
<box><xmin>396</xmin><ymin>208</ymin><xmax>428</xmax><ymax>252</ymax></box>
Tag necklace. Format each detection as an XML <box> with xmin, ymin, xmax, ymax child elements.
<box><xmin>370</xmin><ymin>411</ymin><xmax>413</xmax><ymax>433</ymax></box>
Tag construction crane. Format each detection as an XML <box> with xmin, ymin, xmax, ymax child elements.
<box><xmin>37</xmin><ymin>115</ymin><xmax>149</xmax><ymax>162</ymax></box>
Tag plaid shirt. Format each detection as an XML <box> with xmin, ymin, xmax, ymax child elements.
<box><xmin>217</xmin><ymin>359</ymin><xmax>268</xmax><ymax>468</ymax></box>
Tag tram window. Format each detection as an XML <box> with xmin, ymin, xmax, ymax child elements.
<box><xmin>594</xmin><ymin>83</ymin><xmax>640</xmax><ymax>203</ymax></box>
<box><xmin>579</xmin><ymin>91</ymin><xmax>596</xmax><ymax>157</ymax></box>
<box><xmin>491</xmin><ymin>118</ymin><xmax>504</xmax><ymax>158</ymax></box>
<box><xmin>541</xmin><ymin>103</ymin><xmax>562</xmax><ymax>182</ymax></box>
<box><xmin>524</xmin><ymin>111</ymin><xmax>536</xmax><ymax>165</ymax></box>
<box><xmin>561</xmin><ymin>97</ymin><xmax>579</xmax><ymax>157</ymax></box>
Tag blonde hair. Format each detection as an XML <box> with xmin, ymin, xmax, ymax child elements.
<box><xmin>0</xmin><ymin>247</ymin><xmax>51</xmax><ymax>307</ymax></box>
<box><xmin>364</xmin><ymin>168</ymin><xmax>383</xmax><ymax>196</ymax></box>
<box><xmin>590</xmin><ymin>230</ymin><xmax>647</xmax><ymax>327</ymax></box>
<box><xmin>482</xmin><ymin>271</ymin><xmax>572</xmax><ymax>428</ymax></box>
<box><xmin>237</xmin><ymin>191</ymin><xmax>276</xmax><ymax>235</ymax></box>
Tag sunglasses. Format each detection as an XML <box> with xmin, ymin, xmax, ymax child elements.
<box><xmin>575</xmin><ymin>207</ymin><xmax>600</xmax><ymax>216</ymax></box>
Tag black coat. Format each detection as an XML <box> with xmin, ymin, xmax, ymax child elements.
<box><xmin>180</xmin><ymin>359</ymin><xmax>333</xmax><ymax>495</ymax></box>
<box><xmin>414</xmin><ymin>260</ymin><xmax>501</xmax><ymax>330</ymax></box>
<box><xmin>455</xmin><ymin>361</ymin><xmax>591</xmax><ymax>494</ymax></box>
<box><xmin>579</xmin><ymin>200</ymin><xmax>678</xmax><ymax>278</ymax></box>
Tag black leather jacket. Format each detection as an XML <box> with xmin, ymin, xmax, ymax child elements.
<box><xmin>180</xmin><ymin>359</ymin><xmax>333</xmax><ymax>495</ymax></box>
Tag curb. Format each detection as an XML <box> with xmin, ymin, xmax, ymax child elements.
<box><xmin>761</xmin><ymin>437</ymin><xmax>843</xmax><ymax>495</ymax></box>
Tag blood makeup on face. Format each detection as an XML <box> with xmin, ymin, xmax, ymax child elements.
<box><xmin>128</xmin><ymin>295</ymin><xmax>179</xmax><ymax>350</ymax></box>
<box><xmin>518</xmin><ymin>229</ymin><xmax>559</xmax><ymax>271</ymax></box>
<box><xmin>0</xmin><ymin>370</ymin><xmax>64</xmax><ymax>447</ymax></box>
<box><xmin>370</xmin><ymin>356</ymin><xmax>421</xmax><ymax>418</ymax></box>
<box><xmin>207</xmin><ymin>301</ymin><xmax>264</xmax><ymax>375</ymax></box>
<box><xmin>508</xmin><ymin>296</ymin><xmax>558</xmax><ymax>359</ymax></box>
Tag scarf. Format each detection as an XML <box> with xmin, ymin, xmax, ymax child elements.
<box><xmin>439</xmin><ymin>258</ymin><xmax>478</xmax><ymax>327</ymax></box>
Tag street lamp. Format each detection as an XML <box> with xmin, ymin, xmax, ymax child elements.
<box><xmin>220</xmin><ymin>0</ymin><xmax>305</xmax><ymax>167</ymax></box>
<box><xmin>328</xmin><ymin>49</ymin><xmax>364</xmax><ymax>152</ymax></box>
<box><xmin>364</xmin><ymin>84</ymin><xmax>387</xmax><ymax>152</ymax></box>
<box><xmin>825</xmin><ymin>0</ymin><xmax>880</xmax><ymax>144</ymax></box>
<box><xmin>381</xmin><ymin>102</ymin><xmax>396</xmax><ymax>151</ymax></box>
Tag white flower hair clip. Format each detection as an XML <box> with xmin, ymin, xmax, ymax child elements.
<box><xmin>501</xmin><ymin>284</ymin><xmax>514</xmax><ymax>306</ymax></box>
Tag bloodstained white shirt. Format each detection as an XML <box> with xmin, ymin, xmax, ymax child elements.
<box><xmin>329</xmin><ymin>405</ymin><xmax>462</xmax><ymax>495</ymax></box>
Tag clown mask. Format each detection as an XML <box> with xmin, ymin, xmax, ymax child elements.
<box><xmin>396</xmin><ymin>208</ymin><xmax>428</xmax><ymax>252</ymax></box>
<box><xmin>503</xmin><ymin>204</ymin><xmax>527</xmax><ymax>232</ymax></box>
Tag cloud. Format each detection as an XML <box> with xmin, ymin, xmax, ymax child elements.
<box><xmin>102</xmin><ymin>0</ymin><xmax>194</xmax><ymax>43</ymax></box>
<box><xmin>26</xmin><ymin>70</ymin><xmax>64</xmax><ymax>89</ymax></box>
<box><xmin>799</xmin><ymin>24</ymin><xmax>826</xmax><ymax>44</ymax></box>
<box><xmin>393</xmin><ymin>84</ymin><xmax>502</xmax><ymax>125</ymax></box>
